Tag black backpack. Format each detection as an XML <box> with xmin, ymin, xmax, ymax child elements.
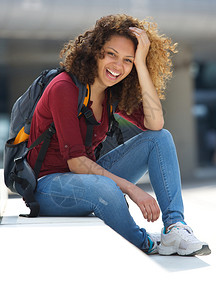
<box><xmin>4</xmin><ymin>68</ymin><xmax>123</xmax><ymax>217</ymax></box>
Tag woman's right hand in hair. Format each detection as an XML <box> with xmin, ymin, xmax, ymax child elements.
<box><xmin>127</xmin><ymin>184</ymin><xmax>160</xmax><ymax>222</ymax></box>
<box><xmin>129</xmin><ymin>27</ymin><xmax>150</xmax><ymax>66</ymax></box>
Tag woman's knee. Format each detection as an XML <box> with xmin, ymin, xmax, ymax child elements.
<box><xmin>91</xmin><ymin>175</ymin><xmax>121</xmax><ymax>198</ymax></box>
<box><xmin>159</xmin><ymin>129</ymin><xmax>173</xmax><ymax>139</ymax></box>
<box><xmin>149</xmin><ymin>128</ymin><xmax>172</xmax><ymax>138</ymax></box>
<box><xmin>91</xmin><ymin>175</ymin><xmax>127</xmax><ymax>209</ymax></box>
<box><xmin>143</xmin><ymin>129</ymin><xmax>174</xmax><ymax>145</ymax></box>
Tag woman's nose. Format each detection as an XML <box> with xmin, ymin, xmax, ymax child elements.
<box><xmin>114</xmin><ymin>58</ymin><xmax>123</xmax><ymax>69</ymax></box>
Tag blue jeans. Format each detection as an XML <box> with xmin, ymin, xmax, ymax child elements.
<box><xmin>35</xmin><ymin>129</ymin><xmax>185</xmax><ymax>250</ymax></box>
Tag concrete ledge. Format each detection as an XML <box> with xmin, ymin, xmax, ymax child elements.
<box><xmin>0</xmin><ymin>212</ymin><xmax>163</xmax><ymax>300</ymax></box>
<box><xmin>1</xmin><ymin>215</ymin><xmax>104</xmax><ymax>226</ymax></box>
<box><xmin>0</xmin><ymin>174</ymin><xmax>216</xmax><ymax>299</ymax></box>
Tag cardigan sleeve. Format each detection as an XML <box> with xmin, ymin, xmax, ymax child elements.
<box><xmin>47</xmin><ymin>80</ymin><xmax>87</xmax><ymax>160</ymax></box>
<box><xmin>115</xmin><ymin>103</ymin><xmax>147</xmax><ymax>131</ymax></box>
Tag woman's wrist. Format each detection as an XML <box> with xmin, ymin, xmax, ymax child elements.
<box><xmin>124</xmin><ymin>181</ymin><xmax>137</xmax><ymax>199</ymax></box>
<box><xmin>134</xmin><ymin>60</ymin><xmax>148</xmax><ymax>73</ymax></box>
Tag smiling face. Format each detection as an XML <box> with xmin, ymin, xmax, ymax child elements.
<box><xmin>95</xmin><ymin>35</ymin><xmax>135</xmax><ymax>89</ymax></box>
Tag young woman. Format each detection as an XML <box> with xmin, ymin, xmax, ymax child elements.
<box><xmin>27</xmin><ymin>14</ymin><xmax>211</xmax><ymax>255</ymax></box>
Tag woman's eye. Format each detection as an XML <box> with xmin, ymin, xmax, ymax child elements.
<box><xmin>125</xmin><ymin>58</ymin><xmax>133</xmax><ymax>63</ymax></box>
<box><xmin>107</xmin><ymin>52</ymin><xmax>115</xmax><ymax>57</ymax></box>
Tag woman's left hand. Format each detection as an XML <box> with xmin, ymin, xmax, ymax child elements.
<box><xmin>129</xmin><ymin>27</ymin><xmax>150</xmax><ymax>66</ymax></box>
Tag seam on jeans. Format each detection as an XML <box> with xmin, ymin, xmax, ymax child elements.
<box><xmin>153</xmin><ymin>139</ymin><xmax>172</xmax><ymax>201</ymax></box>
<box><xmin>150</xmin><ymin>137</ymin><xmax>175</xmax><ymax>226</ymax></box>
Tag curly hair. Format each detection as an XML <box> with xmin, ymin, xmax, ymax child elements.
<box><xmin>60</xmin><ymin>14</ymin><xmax>177</xmax><ymax>114</ymax></box>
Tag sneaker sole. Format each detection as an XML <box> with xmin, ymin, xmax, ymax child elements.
<box><xmin>159</xmin><ymin>244</ymin><xmax>211</xmax><ymax>256</ymax></box>
<box><xmin>189</xmin><ymin>244</ymin><xmax>211</xmax><ymax>256</ymax></box>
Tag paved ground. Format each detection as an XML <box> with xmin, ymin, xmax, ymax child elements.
<box><xmin>0</xmin><ymin>169</ymin><xmax>216</xmax><ymax>300</ymax></box>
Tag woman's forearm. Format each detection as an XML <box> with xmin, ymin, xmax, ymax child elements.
<box><xmin>128</xmin><ymin>27</ymin><xmax>164</xmax><ymax>131</ymax></box>
<box><xmin>136</xmin><ymin>63</ymin><xmax>164</xmax><ymax>130</ymax></box>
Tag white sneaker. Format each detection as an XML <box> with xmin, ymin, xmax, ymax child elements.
<box><xmin>145</xmin><ymin>233</ymin><xmax>161</xmax><ymax>254</ymax></box>
<box><xmin>158</xmin><ymin>222</ymin><xmax>211</xmax><ymax>256</ymax></box>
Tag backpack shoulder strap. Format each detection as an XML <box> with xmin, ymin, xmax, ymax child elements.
<box><xmin>68</xmin><ymin>72</ymin><xmax>101</xmax><ymax>148</ymax></box>
<box><xmin>32</xmin><ymin>123</ymin><xmax>56</xmax><ymax>178</ymax></box>
<box><xmin>67</xmin><ymin>72</ymin><xmax>89</xmax><ymax>116</ymax></box>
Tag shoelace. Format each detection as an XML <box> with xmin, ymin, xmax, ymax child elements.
<box><xmin>169</xmin><ymin>224</ymin><xmax>199</xmax><ymax>242</ymax></box>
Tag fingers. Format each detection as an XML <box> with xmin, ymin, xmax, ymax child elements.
<box><xmin>129</xmin><ymin>27</ymin><xmax>150</xmax><ymax>65</ymax></box>
<box><xmin>152</xmin><ymin>202</ymin><xmax>160</xmax><ymax>222</ymax></box>
<box><xmin>140</xmin><ymin>201</ymin><xmax>160</xmax><ymax>222</ymax></box>
<box><xmin>129</xmin><ymin>27</ymin><xmax>150</xmax><ymax>46</ymax></box>
<box><xmin>140</xmin><ymin>205</ymin><xmax>148</xmax><ymax>220</ymax></box>
<box><xmin>129</xmin><ymin>186</ymin><xmax>160</xmax><ymax>223</ymax></box>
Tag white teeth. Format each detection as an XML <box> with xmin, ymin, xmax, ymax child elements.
<box><xmin>107</xmin><ymin>69</ymin><xmax>120</xmax><ymax>77</ymax></box>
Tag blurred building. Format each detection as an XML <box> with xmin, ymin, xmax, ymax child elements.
<box><xmin>1</xmin><ymin>0</ymin><xmax>216</xmax><ymax>181</ymax></box>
